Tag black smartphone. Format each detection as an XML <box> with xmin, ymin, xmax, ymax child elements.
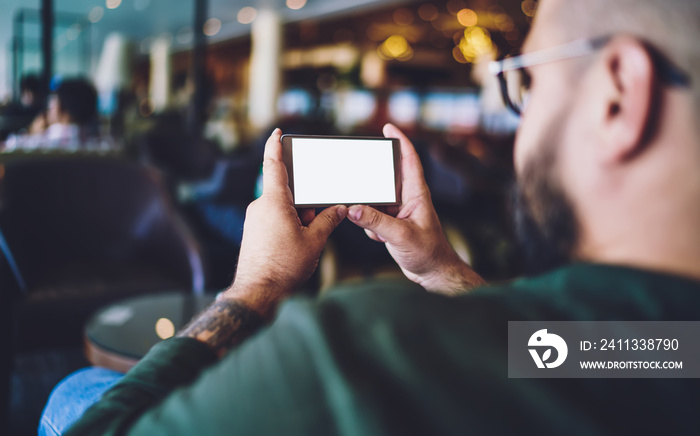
<box><xmin>281</xmin><ymin>134</ymin><xmax>402</xmax><ymax>208</ymax></box>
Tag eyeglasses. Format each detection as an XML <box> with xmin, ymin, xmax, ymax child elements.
<box><xmin>488</xmin><ymin>35</ymin><xmax>692</xmax><ymax>116</ymax></box>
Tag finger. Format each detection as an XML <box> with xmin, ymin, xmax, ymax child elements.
<box><xmin>308</xmin><ymin>205</ymin><xmax>348</xmax><ymax>241</ymax></box>
<box><xmin>298</xmin><ymin>208</ymin><xmax>316</xmax><ymax>227</ymax></box>
<box><xmin>376</xmin><ymin>205</ymin><xmax>401</xmax><ymax>217</ymax></box>
<box><xmin>262</xmin><ymin>129</ymin><xmax>292</xmax><ymax>199</ymax></box>
<box><xmin>263</xmin><ymin>128</ymin><xmax>283</xmax><ymax>161</ymax></box>
<box><xmin>347</xmin><ymin>205</ymin><xmax>407</xmax><ymax>245</ymax></box>
<box><xmin>383</xmin><ymin>123</ymin><xmax>430</xmax><ymax>201</ymax></box>
<box><xmin>364</xmin><ymin>229</ymin><xmax>387</xmax><ymax>243</ymax></box>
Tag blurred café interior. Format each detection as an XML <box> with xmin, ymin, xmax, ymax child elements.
<box><xmin>0</xmin><ymin>0</ymin><xmax>535</xmax><ymax>433</ymax></box>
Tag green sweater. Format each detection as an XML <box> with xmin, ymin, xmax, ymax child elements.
<box><xmin>66</xmin><ymin>264</ymin><xmax>700</xmax><ymax>435</ymax></box>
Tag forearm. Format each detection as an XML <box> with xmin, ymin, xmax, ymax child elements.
<box><xmin>66</xmin><ymin>297</ymin><xmax>266</xmax><ymax>435</ymax></box>
<box><xmin>65</xmin><ymin>338</ymin><xmax>218</xmax><ymax>436</ymax></box>
<box><xmin>178</xmin><ymin>296</ymin><xmax>266</xmax><ymax>356</ymax></box>
<box><xmin>440</xmin><ymin>259</ymin><xmax>487</xmax><ymax>295</ymax></box>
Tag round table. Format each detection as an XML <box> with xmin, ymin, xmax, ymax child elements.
<box><xmin>85</xmin><ymin>292</ymin><xmax>216</xmax><ymax>373</ymax></box>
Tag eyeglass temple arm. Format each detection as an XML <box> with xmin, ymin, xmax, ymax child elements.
<box><xmin>489</xmin><ymin>36</ymin><xmax>610</xmax><ymax>75</ymax></box>
<box><xmin>490</xmin><ymin>35</ymin><xmax>690</xmax><ymax>87</ymax></box>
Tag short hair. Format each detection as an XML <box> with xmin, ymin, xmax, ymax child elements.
<box><xmin>54</xmin><ymin>78</ymin><xmax>98</xmax><ymax>125</ymax></box>
<box><xmin>553</xmin><ymin>0</ymin><xmax>699</xmax><ymax>110</ymax></box>
<box><xmin>20</xmin><ymin>75</ymin><xmax>42</xmax><ymax>95</ymax></box>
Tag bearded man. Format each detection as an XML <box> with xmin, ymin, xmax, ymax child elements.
<box><xmin>42</xmin><ymin>0</ymin><xmax>700</xmax><ymax>434</ymax></box>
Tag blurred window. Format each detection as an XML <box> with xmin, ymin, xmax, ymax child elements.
<box><xmin>278</xmin><ymin>88</ymin><xmax>314</xmax><ymax>118</ymax></box>
<box><xmin>388</xmin><ymin>90</ymin><xmax>420</xmax><ymax>127</ymax></box>
<box><xmin>421</xmin><ymin>90</ymin><xmax>480</xmax><ymax>133</ymax></box>
<box><xmin>332</xmin><ymin>89</ymin><xmax>376</xmax><ymax>131</ymax></box>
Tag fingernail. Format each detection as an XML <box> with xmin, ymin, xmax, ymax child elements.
<box><xmin>336</xmin><ymin>205</ymin><xmax>348</xmax><ymax>220</ymax></box>
<box><xmin>272</xmin><ymin>128</ymin><xmax>280</xmax><ymax>135</ymax></box>
<box><xmin>348</xmin><ymin>205</ymin><xmax>361</xmax><ymax>221</ymax></box>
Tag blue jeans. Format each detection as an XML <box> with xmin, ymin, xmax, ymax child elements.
<box><xmin>39</xmin><ymin>367</ymin><xmax>124</xmax><ymax>436</ymax></box>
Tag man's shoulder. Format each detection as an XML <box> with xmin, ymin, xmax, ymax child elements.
<box><xmin>283</xmin><ymin>263</ymin><xmax>700</xmax><ymax>325</ymax></box>
<box><xmin>487</xmin><ymin>262</ymin><xmax>700</xmax><ymax>320</ymax></box>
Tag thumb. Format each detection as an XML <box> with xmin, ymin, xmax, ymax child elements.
<box><xmin>308</xmin><ymin>205</ymin><xmax>348</xmax><ymax>241</ymax></box>
<box><xmin>347</xmin><ymin>205</ymin><xmax>405</xmax><ymax>245</ymax></box>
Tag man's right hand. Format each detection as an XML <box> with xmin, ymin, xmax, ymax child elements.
<box><xmin>347</xmin><ymin>123</ymin><xmax>486</xmax><ymax>295</ymax></box>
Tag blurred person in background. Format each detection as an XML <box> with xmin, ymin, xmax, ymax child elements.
<box><xmin>17</xmin><ymin>75</ymin><xmax>44</xmax><ymax>122</ymax></box>
<box><xmin>41</xmin><ymin>0</ymin><xmax>700</xmax><ymax>434</ymax></box>
<box><xmin>3</xmin><ymin>78</ymin><xmax>110</xmax><ymax>151</ymax></box>
<box><xmin>0</xmin><ymin>74</ymin><xmax>44</xmax><ymax>140</ymax></box>
<box><xmin>19</xmin><ymin>75</ymin><xmax>43</xmax><ymax>110</ymax></box>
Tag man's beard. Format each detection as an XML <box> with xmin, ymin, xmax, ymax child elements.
<box><xmin>510</xmin><ymin>123</ymin><xmax>580</xmax><ymax>276</ymax></box>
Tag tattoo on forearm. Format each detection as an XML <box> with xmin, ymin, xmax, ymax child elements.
<box><xmin>178</xmin><ymin>299</ymin><xmax>264</xmax><ymax>354</ymax></box>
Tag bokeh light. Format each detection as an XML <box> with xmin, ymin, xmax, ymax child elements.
<box><xmin>383</xmin><ymin>35</ymin><xmax>408</xmax><ymax>57</ymax></box>
<box><xmin>393</xmin><ymin>8</ymin><xmax>414</xmax><ymax>26</ymax></box>
<box><xmin>155</xmin><ymin>318</ymin><xmax>175</xmax><ymax>340</ymax></box>
<box><xmin>105</xmin><ymin>0</ymin><xmax>122</xmax><ymax>10</ymax></box>
<box><xmin>237</xmin><ymin>7</ymin><xmax>257</xmax><ymax>24</ymax></box>
<box><xmin>378</xmin><ymin>35</ymin><xmax>413</xmax><ymax>61</ymax></box>
<box><xmin>453</xmin><ymin>46</ymin><xmax>468</xmax><ymax>64</ymax></box>
<box><xmin>495</xmin><ymin>13</ymin><xmax>515</xmax><ymax>32</ymax></box>
<box><xmin>522</xmin><ymin>0</ymin><xmax>538</xmax><ymax>17</ymax></box>
<box><xmin>457</xmin><ymin>26</ymin><xmax>492</xmax><ymax>63</ymax></box>
<box><xmin>66</xmin><ymin>24</ymin><xmax>81</xmax><ymax>41</ymax></box>
<box><xmin>203</xmin><ymin>18</ymin><xmax>222</xmax><ymax>36</ymax></box>
<box><xmin>457</xmin><ymin>9</ymin><xmax>478</xmax><ymax>27</ymax></box>
<box><xmin>286</xmin><ymin>0</ymin><xmax>307</xmax><ymax>10</ymax></box>
<box><xmin>88</xmin><ymin>6</ymin><xmax>104</xmax><ymax>23</ymax></box>
<box><xmin>418</xmin><ymin>3</ymin><xmax>439</xmax><ymax>21</ymax></box>
<box><xmin>176</xmin><ymin>27</ymin><xmax>193</xmax><ymax>44</ymax></box>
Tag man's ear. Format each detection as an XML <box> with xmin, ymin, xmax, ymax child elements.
<box><xmin>596</xmin><ymin>36</ymin><xmax>657</xmax><ymax>164</ymax></box>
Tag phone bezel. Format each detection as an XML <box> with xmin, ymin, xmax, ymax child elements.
<box><xmin>280</xmin><ymin>134</ymin><xmax>402</xmax><ymax>208</ymax></box>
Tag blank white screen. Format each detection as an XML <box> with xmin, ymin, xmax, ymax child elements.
<box><xmin>292</xmin><ymin>138</ymin><xmax>396</xmax><ymax>205</ymax></box>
